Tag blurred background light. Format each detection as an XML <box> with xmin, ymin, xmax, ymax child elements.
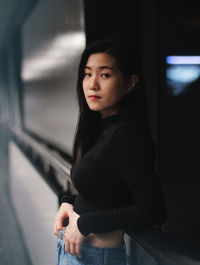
<box><xmin>166</xmin><ymin>56</ymin><xmax>200</xmax><ymax>95</ymax></box>
<box><xmin>167</xmin><ymin>56</ymin><xmax>200</xmax><ymax>64</ymax></box>
<box><xmin>167</xmin><ymin>65</ymin><xmax>200</xmax><ymax>83</ymax></box>
<box><xmin>22</xmin><ymin>31</ymin><xmax>85</xmax><ymax>81</ymax></box>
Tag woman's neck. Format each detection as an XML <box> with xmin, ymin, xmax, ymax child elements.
<box><xmin>101</xmin><ymin>109</ymin><xmax>118</xmax><ymax>119</ymax></box>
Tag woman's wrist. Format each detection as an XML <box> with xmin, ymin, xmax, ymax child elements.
<box><xmin>61</xmin><ymin>202</ymin><xmax>73</xmax><ymax>208</ymax></box>
<box><xmin>60</xmin><ymin>194</ymin><xmax>76</xmax><ymax>205</ymax></box>
<box><xmin>60</xmin><ymin>202</ymin><xmax>73</xmax><ymax>215</ymax></box>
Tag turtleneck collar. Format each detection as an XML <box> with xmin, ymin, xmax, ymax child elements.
<box><xmin>100</xmin><ymin>110</ymin><xmax>131</xmax><ymax>130</ymax></box>
<box><xmin>101</xmin><ymin>113</ymin><xmax>120</xmax><ymax>126</ymax></box>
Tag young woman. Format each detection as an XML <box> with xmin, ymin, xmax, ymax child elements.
<box><xmin>54</xmin><ymin>39</ymin><xmax>166</xmax><ymax>265</ymax></box>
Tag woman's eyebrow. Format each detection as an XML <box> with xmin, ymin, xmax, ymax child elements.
<box><xmin>85</xmin><ymin>65</ymin><xmax>114</xmax><ymax>70</ymax></box>
<box><xmin>100</xmin><ymin>66</ymin><xmax>114</xmax><ymax>70</ymax></box>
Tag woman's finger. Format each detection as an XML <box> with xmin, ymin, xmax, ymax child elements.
<box><xmin>69</xmin><ymin>242</ymin><xmax>76</xmax><ymax>256</ymax></box>
<box><xmin>75</xmin><ymin>243</ymin><xmax>82</xmax><ymax>258</ymax></box>
<box><xmin>65</xmin><ymin>238</ymin><xmax>70</xmax><ymax>253</ymax></box>
<box><xmin>53</xmin><ymin>222</ymin><xmax>58</xmax><ymax>235</ymax></box>
<box><xmin>55</xmin><ymin>216</ymin><xmax>64</xmax><ymax>233</ymax></box>
<box><xmin>53</xmin><ymin>217</ymin><xmax>60</xmax><ymax>235</ymax></box>
<box><xmin>54</xmin><ymin>222</ymin><xmax>60</xmax><ymax>235</ymax></box>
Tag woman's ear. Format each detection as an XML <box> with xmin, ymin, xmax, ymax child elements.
<box><xmin>127</xmin><ymin>74</ymin><xmax>139</xmax><ymax>93</ymax></box>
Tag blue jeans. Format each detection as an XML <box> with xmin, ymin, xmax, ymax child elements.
<box><xmin>57</xmin><ymin>229</ymin><xmax>127</xmax><ymax>265</ymax></box>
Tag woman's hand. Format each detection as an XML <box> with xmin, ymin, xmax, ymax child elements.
<box><xmin>54</xmin><ymin>203</ymin><xmax>73</xmax><ymax>235</ymax></box>
<box><xmin>64</xmin><ymin>211</ymin><xmax>86</xmax><ymax>258</ymax></box>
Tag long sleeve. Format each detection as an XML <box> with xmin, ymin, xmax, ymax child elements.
<box><xmin>77</xmin><ymin>125</ymin><xmax>166</xmax><ymax>236</ymax></box>
<box><xmin>60</xmin><ymin>193</ymin><xmax>77</xmax><ymax>206</ymax></box>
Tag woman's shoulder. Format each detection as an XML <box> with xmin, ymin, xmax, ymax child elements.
<box><xmin>112</xmin><ymin>111</ymin><xmax>149</xmax><ymax>138</ymax></box>
<box><xmin>110</xmin><ymin>113</ymin><xmax>155</xmax><ymax>152</ymax></box>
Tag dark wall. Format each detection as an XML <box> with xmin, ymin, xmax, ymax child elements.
<box><xmin>159</xmin><ymin>1</ymin><xmax>200</xmax><ymax>242</ymax></box>
<box><xmin>84</xmin><ymin>0</ymin><xmax>141</xmax><ymax>46</ymax></box>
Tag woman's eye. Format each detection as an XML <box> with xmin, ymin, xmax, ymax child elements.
<box><xmin>102</xmin><ymin>73</ymin><xmax>110</xmax><ymax>78</ymax></box>
<box><xmin>84</xmin><ymin>73</ymin><xmax>91</xmax><ymax>77</ymax></box>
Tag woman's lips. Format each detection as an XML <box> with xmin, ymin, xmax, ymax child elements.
<box><xmin>89</xmin><ymin>96</ymin><xmax>101</xmax><ymax>100</ymax></box>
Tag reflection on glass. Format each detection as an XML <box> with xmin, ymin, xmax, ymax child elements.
<box><xmin>166</xmin><ymin>56</ymin><xmax>200</xmax><ymax>96</ymax></box>
<box><xmin>21</xmin><ymin>0</ymin><xmax>85</xmax><ymax>154</ymax></box>
<box><xmin>22</xmin><ymin>32</ymin><xmax>85</xmax><ymax>81</ymax></box>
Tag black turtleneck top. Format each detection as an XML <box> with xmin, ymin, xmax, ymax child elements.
<box><xmin>62</xmin><ymin>111</ymin><xmax>166</xmax><ymax>236</ymax></box>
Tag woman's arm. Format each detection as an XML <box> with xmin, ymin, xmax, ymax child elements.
<box><xmin>76</xmin><ymin>125</ymin><xmax>166</xmax><ymax>236</ymax></box>
<box><xmin>77</xmin><ymin>198</ymin><xmax>166</xmax><ymax>236</ymax></box>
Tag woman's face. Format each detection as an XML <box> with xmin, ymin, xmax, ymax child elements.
<box><xmin>82</xmin><ymin>52</ymin><xmax>134</xmax><ymax>118</ymax></box>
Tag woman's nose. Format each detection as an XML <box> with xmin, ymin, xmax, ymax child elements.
<box><xmin>89</xmin><ymin>76</ymin><xmax>99</xmax><ymax>90</ymax></box>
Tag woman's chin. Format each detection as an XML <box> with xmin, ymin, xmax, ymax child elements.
<box><xmin>88</xmin><ymin>105</ymin><xmax>102</xmax><ymax>112</ymax></box>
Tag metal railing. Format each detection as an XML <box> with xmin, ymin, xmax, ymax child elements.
<box><xmin>10</xmin><ymin>126</ymin><xmax>77</xmax><ymax>196</ymax></box>
<box><xmin>126</xmin><ymin>228</ymin><xmax>200</xmax><ymax>265</ymax></box>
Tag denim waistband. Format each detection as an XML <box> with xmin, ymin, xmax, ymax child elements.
<box><xmin>58</xmin><ymin>228</ymin><xmax>126</xmax><ymax>252</ymax></box>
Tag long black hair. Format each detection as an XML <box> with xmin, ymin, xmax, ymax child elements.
<box><xmin>72</xmin><ymin>39</ymin><xmax>148</xmax><ymax>163</ymax></box>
